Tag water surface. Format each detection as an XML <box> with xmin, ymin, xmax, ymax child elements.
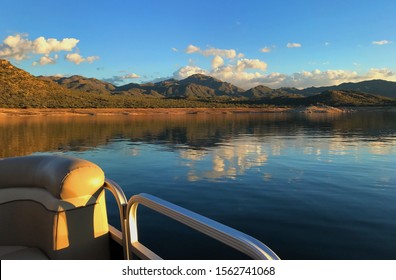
<box><xmin>1</xmin><ymin>110</ymin><xmax>395</xmax><ymax>259</ymax></box>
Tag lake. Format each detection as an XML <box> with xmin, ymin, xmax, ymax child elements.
<box><xmin>1</xmin><ymin>109</ymin><xmax>395</xmax><ymax>260</ymax></box>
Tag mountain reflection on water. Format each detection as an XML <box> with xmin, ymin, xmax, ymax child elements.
<box><xmin>1</xmin><ymin>110</ymin><xmax>395</xmax><ymax>158</ymax></box>
<box><xmin>1</xmin><ymin>110</ymin><xmax>396</xmax><ymax>259</ymax></box>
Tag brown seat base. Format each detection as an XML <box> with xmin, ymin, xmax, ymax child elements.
<box><xmin>0</xmin><ymin>246</ymin><xmax>49</xmax><ymax>260</ymax></box>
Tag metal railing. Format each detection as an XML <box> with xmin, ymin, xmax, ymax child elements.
<box><xmin>126</xmin><ymin>193</ymin><xmax>280</xmax><ymax>260</ymax></box>
<box><xmin>104</xmin><ymin>179</ymin><xmax>280</xmax><ymax>260</ymax></box>
<box><xmin>103</xmin><ymin>179</ymin><xmax>129</xmax><ymax>259</ymax></box>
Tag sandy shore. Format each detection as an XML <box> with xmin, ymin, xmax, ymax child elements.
<box><xmin>0</xmin><ymin>107</ymin><xmax>292</xmax><ymax>116</ymax></box>
<box><xmin>0</xmin><ymin>106</ymin><xmax>353</xmax><ymax>116</ymax></box>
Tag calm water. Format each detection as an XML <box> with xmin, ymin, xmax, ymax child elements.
<box><xmin>1</xmin><ymin>110</ymin><xmax>396</xmax><ymax>259</ymax></box>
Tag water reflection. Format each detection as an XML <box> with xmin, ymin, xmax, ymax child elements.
<box><xmin>1</xmin><ymin>111</ymin><xmax>396</xmax><ymax>159</ymax></box>
<box><xmin>179</xmin><ymin>140</ymin><xmax>269</xmax><ymax>181</ymax></box>
<box><xmin>1</xmin><ymin>111</ymin><xmax>396</xmax><ymax>184</ymax></box>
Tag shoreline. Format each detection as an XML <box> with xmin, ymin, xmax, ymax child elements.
<box><xmin>0</xmin><ymin>107</ymin><xmax>292</xmax><ymax>116</ymax></box>
<box><xmin>0</xmin><ymin>106</ymin><xmax>393</xmax><ymax>117</ymax></box>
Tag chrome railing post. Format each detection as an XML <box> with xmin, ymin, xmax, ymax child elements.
<box><xmin>104</xmin><ymin>179</ymin><xmax>129</xmax><ymax>260</ymax></box>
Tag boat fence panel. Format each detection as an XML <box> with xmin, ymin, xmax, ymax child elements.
<box><xmin>126</xmin><ymin>193</ymin><xmax>280</xmax><ymax>260</ymax></box>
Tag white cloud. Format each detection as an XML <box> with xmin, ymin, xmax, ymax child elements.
<box><xmin>32</xmin><ymin>54</ymin><xmax>59</xmax><ymax>66</ymax></box>
<box><xmin>33</xmin><ymin>36</ymin><xmax>79</xmax><ymax>54</ymax></box>
<box><xmin>171</xmin><ymin>47</ymin><xmax>178</xmax><ymax>52</ymax></box>
<box><xmin>179</xmin><ymin>43</ymin><xmax>396</xmax><ymax>89</ymax></box>
<box><xmin>248</xmin><ymin>68</ymin><xmax>396</xmax><ymax>89</ymax></box>
<box><xmin>287</xmin><ymin>42</ymin><xmax>302</xmax><ymax>48</ymax></box>
<box><xmin>86</xmin><ymin>56</ymin><xmax>100</xmax><ymax>63</ymax></box>
<box><xmin>65</xmin><ymin>53</ymin><xmax>85</xmax><ymax>64</ymax></box>
<box><xmin>180</xmin><ymin>44</ymin><xmax>268</xmax><ymax>88</ymax></box>
<box><xmin>0</xmin><ymin>34</ymin><xmax>79</xmax><ymax>61</ymax></box>
<box><xmin>65</xmin><ymin>53</ymin><xmax>99</xmax><ymax>64</ymax></box>
<box><xmin>173</xmin><ymin>66</ymin><xmax>209</xmax><ymax>80</ymax></box>
<box><xmin>211</xmin><ymin>55</ymin><xmax>224</xmax><ymax>69</ymax></box>
<box><xmin>174</xmin><ymin>56</ymin><xmax>268</xmax><ymax>89</ymax></box>
<box><xmin>201</xmin><ymin>47</ymin><xmax>237</xmax><ymax>59</ymax></box>
<box><xmin>122</xmin><ymin>73</ymin><xmax>140</xmax><ymax>79</ymax></box>
<box><xmin>185</xmin><ymin>44</ymin><xmax>238</xmax><ymax>59</ymax></box>
<box><xmin>185</xmin><ymin>44</ymin><xmax>200</xmax><ymax>54</ymax></box>
<box><xmin>0</xmin><ymin>33</ymin><xmax>97</xmax><ymax>66</ymax></box>
<box><xmin>0</xmin><ymin>34</ymin><xmax>32</xmax><ymax>60</ymax></box>
<box><xmin>212</xmin><ymin>67</ymin><xmax>267</xmax><ymax>89</ymax></box>
<box><xmin>236</xmin><ymin>58</ymin><xmax>267</xmax><ymax>72</ymax></box>
<box><xmin>173</xmin><ymin>65</ymin><xmax>396</xmax><ymax>90</ymax></box>
<box><xmin>372</xmin><ymin>40</ymin><xmax>391</xmax><ymax>45</ymax></box>
<box><xmin>364</xmin><ymin>68</ymin><xmax>394</xmax><ymax>79</ymax></box>
<box><xmin>260</xmin><ymin>47</ymin><xmax>271</xmax><ymax>53</ymax></box>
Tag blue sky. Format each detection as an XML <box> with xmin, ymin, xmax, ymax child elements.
<box><xmin>1</xmin><ymin>0</ymin><xmax>395</xmax><ymax>89</ymax></box>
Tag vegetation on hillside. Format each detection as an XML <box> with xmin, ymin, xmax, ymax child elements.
<box><xmin>1</xmin><ymin>59</ymin><xmax>396</xmax><ymax>108</ymax></box>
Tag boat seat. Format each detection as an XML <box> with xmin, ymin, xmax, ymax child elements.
<box><xmin>0</xmin><ymin>246</ymin><xmax>49</xmax><ymax>260</ymax></box>
<box><xmin>0</xmin><ymin>155</ymin><xmax>111</xmax><ymax>259</ymax></box>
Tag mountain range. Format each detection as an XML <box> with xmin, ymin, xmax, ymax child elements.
<box><xmin>39</xmin><ymin>73</ymin><xmax>396</xmax><ymax>99</ymax></box>
<box><xmin>1</xmin><ymin>59</ymin><xmax>396</xmax><ymax>107</ymax></box>
<box><xmin>39</xmin><ymin>73</ymin><xmax>246</xmax><ymax>98</ymax></box>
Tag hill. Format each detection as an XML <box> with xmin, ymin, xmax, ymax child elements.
<box><xmin>0</xmin><ymin>59</ymin><xmax>79</xmax><ymax>107</ymax></box>
<box><xmin>299</xmin><ymin>80</ymin><xmax>396</xmax><ymax>98</ymax></box>
<box><xmin>0</xmin><ymin>59</ymin><xmax>142</xmax><ymax>108</ymax></box>
<box><xmin>39</xmin><ymin>75</ymin><xmax>115</xmax><ymax>94</ymax></box>
<box><xmin>257</xmin><ymin>90</ymin><xmax>396</xmax><ymax>106</ymax></box>
<box><xmin>178</xmin><ymin>74</ymin><xmax>244</xmax><ymax>96</ymax></box>
<box><xmin>1</xmin><ymin>59</ymin><xmax>396</xmax><ymax>108</ymax></box>
<box><xmin>243</xmin><ymin>85</ymin><xmax>304</xmax><ymax>99</ymax></box>
<box><xmin>243</xmin><ymin>85</ymin><xmax>273</xmax><ymax>98</ymax></box>
<box><xmin>28</xmin><ymin>60</ymin><xmax>396</xmax><ymax>100</ymax></box>
<box><xmin>116</xmin><ymin>74</ymin><xmax>244</xmax><ymax>98</ymax></box>
<box><xmin>0</xmin><ymin>60</ymin><xmax>65</xmax><ymax>96</ymax></box>
<box><xmin>303</xmin><ymin>90</ymin><xmax>396</xmax><ymax>106</ymax></box>
<box><xmin>0</xmin><ymin>59</ymin><xmax>239</xmax><ymax>108</ymax></box>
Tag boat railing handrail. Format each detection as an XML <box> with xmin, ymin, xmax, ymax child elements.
<box><xmin>103</xmin><ymin>179</ymin><xmax>129</xmax><ymax>259</ymax></box>
<box><xmin>126</xmin><ymin>193</ymin><xmax>280</xmax><ymax>260</ymax></box>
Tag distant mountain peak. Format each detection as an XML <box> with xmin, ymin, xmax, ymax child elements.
<box><xmin>252</xmin><ymin>85</ymin><xmax>272</xmax><ymax>91</ymax></box>
<box><xmin>179</xmin><ymin>74</ymin><xmax>244</xmax><ymax>95</ymax></box>
<box><xmin>187</xmin><ymin>73</ymin><xmax>213</xmax><ymax>79</ymax></box>
<box><xmin>181</xmin><ymin>73</ymin><xmax>221</xmax><ymax>82</ymax></box>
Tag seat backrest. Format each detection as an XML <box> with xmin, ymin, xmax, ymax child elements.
<box><xmin>0</xmin><ymin>155</ymin><xmax>110</xmax><ymax>259</ymax></box>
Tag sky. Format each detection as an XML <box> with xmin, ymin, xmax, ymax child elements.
<box><xmin>1</xmin><ymin>0</ymin><xmax>395</xmax><ymax>89</ymax></box>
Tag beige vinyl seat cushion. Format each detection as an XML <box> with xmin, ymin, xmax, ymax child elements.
<box><xmin>0</xmin><ymin>155</ymin><xmax>110</xmax><ymax>260</ymax></box>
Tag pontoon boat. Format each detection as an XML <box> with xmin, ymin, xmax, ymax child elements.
<box><xmin>0</xmin><ymin>155</ymin><xmax>279</xmax><ymax>260</ymax></box>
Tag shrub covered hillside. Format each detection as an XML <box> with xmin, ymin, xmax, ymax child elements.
<box><xmin>1</xmin><ymin>59</ymin><xmax>396</xmax><ymax>108</ymax></box>
<box><xmin>0</xmin><ymin>59</ymin><xmax>239</xmax><ymax>108</ymax></box>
